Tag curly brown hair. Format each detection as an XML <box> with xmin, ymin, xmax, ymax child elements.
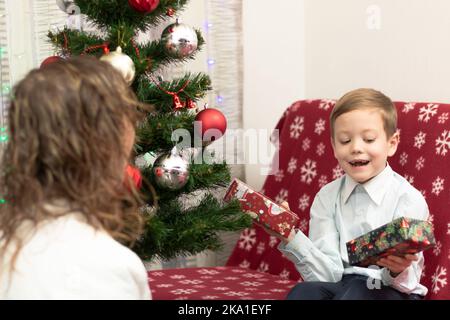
<box><xmin>0</xmin><ymin>56</ymin><xmax>148</xmax><ymax>267</ymax></box>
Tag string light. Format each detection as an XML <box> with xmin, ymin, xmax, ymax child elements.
<box><xmin>205</xmin><ymin>19</ymin><xmax>215</xmax><ymax>69</ymax></box>
<box><xmin>203</xmin><ymin>21</ymin><xmax>213</xmax><ymax>33</ymax></box>
<box><xmin>1</xmin><ymin>84</ymin><xmax>10</xmax><ymax>95</ymax></box>
<box><xmin>0</xmin><ymin>127</ymin><xmax>8</xmax><ymax>143</ymax></box>
<box><xmin>0</xmin><ymin>46</ymin><xmax>6</xmax><ymax>59</ymax></box>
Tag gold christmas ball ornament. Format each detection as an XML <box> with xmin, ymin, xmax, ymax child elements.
<box><xmin>161</xmin><ymin>23</ymin><xmax>198</xmax><ymax>58</ymax></box>
<box><xmin>100</xmin><ymin>46</ymin><xmax>136</xmax><ymax>85</ymax></box>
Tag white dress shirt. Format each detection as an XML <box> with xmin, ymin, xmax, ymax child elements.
<box><xmin>279</xmin><ymin>165</ymin><xmax>429</xmax><ymax>296</ymax></box>
<box><xmin>0</xmin><ymin>205</ymin><xmax>151</xmax><ymax>300</ymax></box>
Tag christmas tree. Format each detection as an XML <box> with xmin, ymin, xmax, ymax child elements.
<box><xmin>46</xmin><ymin>0</ymin><xmax>251</xmax><ymax>262</ymax></box>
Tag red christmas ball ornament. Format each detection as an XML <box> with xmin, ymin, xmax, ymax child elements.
<box><xmin>128</xmin><ymin>0</ymin><xmax>160</xmax><ymax>14</ymax></box>
<box><xmin>194</xmin><ymin>107</ymin><xmax>227</xmax><ymax>143</ymax></box>
<box><xmin>154</xmin><ymin>167</ymin><xmax>164</xmax><ymax>177</ymax></box>
<box><xmin>40</xmin><ymin>56</ymin><xmax>63</xmax><ymax>68</ymax></box>
<box><xmin>125</xmin><ymin>165</ymin><xmax>143</xmax><ymax>190</ymax></box>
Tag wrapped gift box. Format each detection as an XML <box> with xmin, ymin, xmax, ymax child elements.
<box><xmin>224</xmin><ymin>178</ymin><xmax>299</xmax><ymax>238</ymax></box>
<box><xmin>346</xmin><ymin>217</ymin><xmax>436</xmax><ymax>267</ymax></box>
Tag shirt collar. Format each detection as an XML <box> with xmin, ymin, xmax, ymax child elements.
<box><xmin>342</xmin><ymin>175</ymin><xmax>359</xmax><ymax>204</ymax></box>
<box><xmin>342</xmin><ymin>164</ymin><xmax>393</xmax><ymax>206</ymax></box>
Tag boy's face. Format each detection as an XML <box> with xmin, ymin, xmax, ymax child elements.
<box><xmin>331</xmin><ymin>108</ymin><xmax>399</xmax><ymax>184</ymax></box>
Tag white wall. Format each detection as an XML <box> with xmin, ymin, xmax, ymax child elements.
<box><xmin>244</xmin><ymin>0</ymin><xmax>450</xmax><ymax>189</ymax></box>
<box><xmin>243</xmin><ymin>0</ymin><xmax>306</xmax><ymax>189</ymax></box>
<box><xmin>305</xmin><ymin>0</ymin><xmax>450</xmax><ymax>102</ymax></box>
<box><xmin>6</xmin><ymin>0</ymin><xmax>34</xmax><ymax>85</ymax></box>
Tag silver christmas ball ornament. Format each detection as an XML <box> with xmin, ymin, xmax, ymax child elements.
<box><xmin>56</xmin><ymin>0</ymin><xmax>79</xmax><ymax>15</ymax></box>
<box><xmin>161</xmin><ymin>23</ymin><xmax>198</xmax><ymax>58</ymax></box>
<box><xmin>152</xmin><ymin>149</ymin><xmax>190</xmax><ymax>191</ymax></box>
<box><xmin>100</xmin><ymin>46</ymin><xmax>136</xmax><ymax>86</ymax></box>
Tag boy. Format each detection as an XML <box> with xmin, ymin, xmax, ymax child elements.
<box><xmin>277</xmin><ymin>89</ymin><xmax>428</xmax><ymax>300</ymax></box>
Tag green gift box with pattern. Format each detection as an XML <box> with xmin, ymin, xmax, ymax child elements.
<box><xmin>346</xmin><ymin>217</ymin><xmax>436</xmax><ymax>267</ymax></box>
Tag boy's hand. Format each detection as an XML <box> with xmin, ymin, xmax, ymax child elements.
<box><xmin>376</xmin><ymin>254</ymin><xmax>419</xmax><ymax>277</ymax></box>
<box><xmin>262</xmin><ymin>225</ymin><xmax>296</xmax><ymax>244</ymax></box>
<box><xmin>260</xmin><ymin>201</ymin><xmax>296</xmax><ymax>244</ymax></box>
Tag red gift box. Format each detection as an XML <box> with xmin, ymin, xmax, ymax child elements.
<box><xmin>224</xmin><ymin>178</ymin><xmax>299</xmax><ymax>238</ymax></box>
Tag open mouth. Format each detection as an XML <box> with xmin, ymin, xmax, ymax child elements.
<box><xmin>349</xmin><ymin>160</ymin><xmax>370</xmax><ymax>167</ymax></box>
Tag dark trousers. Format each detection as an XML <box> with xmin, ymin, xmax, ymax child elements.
<box><xmin>286</xmin><ymin>275</ymin><xmax>423</xmax><ymax>300</ymax></box>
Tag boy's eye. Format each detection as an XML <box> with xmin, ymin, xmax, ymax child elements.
<box><xmin>365</xmin><ymin>139</ymin><xmax>375</xmax><ymax>143</ymax></box>
<box><xmin>340</xmin><ymin>140</ymin><xmax>350</xmax><ymax>145</ymax></box>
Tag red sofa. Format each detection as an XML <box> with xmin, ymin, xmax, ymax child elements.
<box><xmin>148</xmin><ymin>99</ymin><xmax>450</xmax><ymax>300</ymax></box>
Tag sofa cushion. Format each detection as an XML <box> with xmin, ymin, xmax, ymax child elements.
<box><xmin>148</xmin><ymin>267</ymin><xmax>297</xmax><ymax>300</ymax></box>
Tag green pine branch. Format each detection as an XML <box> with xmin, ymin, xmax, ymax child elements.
<box><xmin>133</xmin><ymin>195</ymin><xmax>252</xmax><ymax>261</ymax></box>
<box><xmin>135</xmin><ymin>73</ymin><xmax>212</xmax><ymax>112</ymax></box>
<box><xmin>136</xmin><ymin>111</ymin><xmax>196</xmax><ymax>153</ymax></box>
<box><xmin>187</xmin><ymin>162</ymin><xmax>232</xmax><ymax>190</ymax></box>
<box><xmin>141</xmin><ymin>162</ymin><xmax>232</xmax><ymax>203</ymax></box>
<box><xmin>136</xmin><ymin>29</ymin><xmax>205</xmax><ymax>74</ymax></box>
<box><xmin>74</xmin><ymin>0</ymin><xmax>190</xmax><ymax>32</ymax></box>
<box><xmin>48</xmin><ymin>28</ymin><xmax>106</xmax><ymax>56</ymax></box>
<box><xmin>48</xmin><ymin>27</ymin><xmax>205</xmax><ymax>79</ymax></box>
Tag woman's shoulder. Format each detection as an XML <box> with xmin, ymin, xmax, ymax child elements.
<box><xmin>5</xmin><ymin>213</ymin><xmax>145</xmax><ymax>276</ymax></box>
<box><xmin>2</xmin><ymin>213</ymin><xmax>150</xmax><ymax>299</ymax></box>
<box><xmin>38</xmin><ymin>213</ymin><xmax>142</xmax><ymax>265</ymax></box>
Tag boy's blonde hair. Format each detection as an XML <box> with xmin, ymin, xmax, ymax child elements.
<box><xmin>330</xmin><ymin>88</ymin><xmax>397</xmax><ymax>139</ymax></box>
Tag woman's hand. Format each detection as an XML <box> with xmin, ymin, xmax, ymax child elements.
<box><xmin>376</xmin><ymin>254</ymin><xmax>419</xmax><ymax>277</ymax></box>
